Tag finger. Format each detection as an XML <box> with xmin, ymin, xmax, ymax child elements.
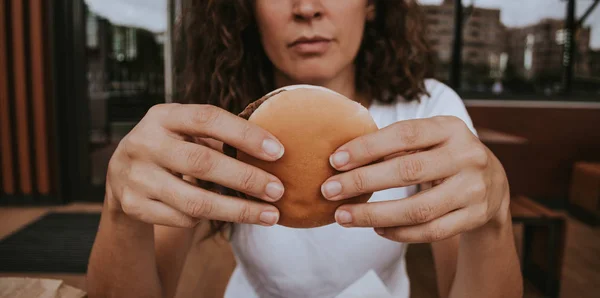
<box><xmin>322</xmin><ymin>148</ymin><xmax>458</xmax><ymax>201</ymax></box>
<box><xmin>120</xmin><ymin>189</ymin><xmax>200</xmax><ymax>228</ymax></box>
<box><xmin>161</xmin><ymin>104</ymin><xmax>284</xmax><ymax>161</ymax></box>
<box><xmin>130</xmin><ymin>164</ymin><xmax>280</xmax><ymax>226</ymax></box>
<box><xmin>374</xmin><ymin>207</ymin><xmax>475</xmax><ymax>243</ymax></box>
<box><xmin>155</xmin><ymin>139</ymin><xmax>284</xmax><ymax>202</ymax></box>
<box><xmin>334</xmin><ymin>177</ymin><xmax>465</xmax><ymax>227</ymax></box>
<box><xmin>191</xmin><ymin>137</ymin><xmax>224</xmax><ymax>153</ymax></box>
<box><xmin>329</xmin><ymin>116</ymin><xmax>456</xmax><ymax>171</ymax></box>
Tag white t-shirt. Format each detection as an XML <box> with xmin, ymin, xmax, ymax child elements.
<box><xmin>223</xmin><ymin>79</ymin><xmax>477</xmax><ymax>298</ymax></box>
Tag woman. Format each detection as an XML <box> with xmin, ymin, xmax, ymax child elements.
<box><xmin>87</xmin><ymin>1</ymin><xmax>523</xmax><ymax>297</ymax></box>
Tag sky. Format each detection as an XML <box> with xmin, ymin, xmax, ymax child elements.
<box><xmin>84</xmin><ymin>0</ymin><xmax>167</xmax><ymax>33</ymax></box>
<box><xmin>85</xmin><ymin>0</ymin><xmax>600</xmax><ymax>49</ymax></box>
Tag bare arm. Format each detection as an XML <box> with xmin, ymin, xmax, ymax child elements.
<box><xmin>431</xmin><ymin>236</ymin><xmax>459</xmax><ymax>298</ymax></box>
<box><xmin>431</xmin><ymin>183</ymin><xmax>522</xmax><ymax>298</ymax></box>
<box><xmin>154</xmin><ymin>224</ymin><xmax>196</xmax><ymax>298</ymax></box>
<box><xmin>86</xmin><ymin>196</ymin><xmax>159</xmax><ymax>298</ymax></box>
<box><xmin>87</xmin><ymin>198</ymin><xmax>197</xmax><ymax>298</ymax></box>
<box><xmin>320</xmin><ymin>116</ymin><xmax>523</xmax><ymax>297</ymax></box>
<box><xmin>86</xmin><ymin>104</ymin><xmax>286</xmax><ymax>297</ymax></box>
<box><xmin>448</xmin><ymin>199</ymin><xmax>522</xmax><ymax>298</ymax></box>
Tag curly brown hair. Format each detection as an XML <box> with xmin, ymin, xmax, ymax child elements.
<box><xmin>174</xmin><ymin>0</ymin><xmax>435</xmax><ymax>239</ymax></box>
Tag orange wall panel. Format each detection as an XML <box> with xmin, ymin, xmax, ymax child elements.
<box><xmin>10</xmin><ymin>0</ymin><xmax>33</xmax><ymax>194</ymax></box>
<box><xmin>0</xmin><ymin>0</ymin><xmax>15</xmax><ymax>194</ymax></box>
<box><xmin>29</xmin><ymin>0</ymin><xmax>51</xmax><ymax>194</ymax></box>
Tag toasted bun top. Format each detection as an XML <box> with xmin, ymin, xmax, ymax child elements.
<box><xmin>235</xmin><ymin>85</ymin><xmax>379</xmax><ymax>228</ymax></box>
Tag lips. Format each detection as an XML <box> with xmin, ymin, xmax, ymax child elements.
<box><xmin>289</xmin><ymin>36</ymin><xmax>333</xmax><ymax>55</ymax></box>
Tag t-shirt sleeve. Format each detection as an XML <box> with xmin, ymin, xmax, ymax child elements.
<box><xmin>419</xmin><ymin>80</ymin><xmax>478</xmax><ymax>137</ymax></box>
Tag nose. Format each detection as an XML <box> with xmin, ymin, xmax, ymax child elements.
<box><xmin>292</xmin><ymin>0</ymin><xmax>324</xmax><ymax>21</ymax></box>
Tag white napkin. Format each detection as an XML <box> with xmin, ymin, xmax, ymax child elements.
<box><xmin>334</xmin><ymin>270</ymin><xmax>394</xmax><ymax>298</ymax></box>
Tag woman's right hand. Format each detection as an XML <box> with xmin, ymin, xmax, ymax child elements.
<box><xmin>105</xmin><ymin>103</ymin><xmax>285</xmax><ymax>228</ymax></box>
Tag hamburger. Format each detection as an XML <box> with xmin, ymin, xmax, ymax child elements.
<box><xmin>225</xmin><ymin>85</ymin><xmax>379</xmax><ymax>228</ymax></box>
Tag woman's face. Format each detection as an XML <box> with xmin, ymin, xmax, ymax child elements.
<box><xmin>254</xmin><ymin>0</ymin><xmax>375</xmax><ymax>86</ymax></box>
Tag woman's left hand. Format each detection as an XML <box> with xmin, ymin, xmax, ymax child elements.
<box><xmin>321</xmin><ymin>115</ymin><xmax>511</xmax><ymax>242</ymax></box>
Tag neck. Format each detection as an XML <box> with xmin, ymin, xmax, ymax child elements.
<box><xmin>273</xmin><ymin>65</ymin><xmax>371</xmax><ymax>108</ymax></box>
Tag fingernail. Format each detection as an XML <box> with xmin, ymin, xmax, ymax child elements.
<box><xmin>262</xmin><ymin>139</ymin><xmax>284</xmax><ymax>159</ymax></box>
<box><xmin>260</xmin><ymin>211</ymin><xmax>279</xmax><ymax>226</ymax></box>
<box><xmin>265</xmin><ymin>182</ymin><xmax>284</xmax><ymax>201</ymax></box>
<box><xmin>330</xmin><ymin>151</ymin><xmax>350</xmax><ymax>168</ymax></box>
<box><xmin>335</xmin><ymin>210</ymin><xmax>353</xmax><ymax>225</ymax></box>
<box><xmin>322</xmin><ymin>181</ymin><xmax>342</xmax><ymax>198</ymax></box>
<box><xmin>375</xmin><ymin>228</ymin><xmax>384</xmax><ymax>235</ymax></box>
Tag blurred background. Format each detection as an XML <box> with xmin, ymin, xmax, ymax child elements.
<box><xmin>0</xmin><ymin>0</ymin><xmax>599</xmax><ymax>297</ymax></box>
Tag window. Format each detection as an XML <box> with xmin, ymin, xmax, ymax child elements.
<box><xmin>126</xmin><ymin>28</ymin><xmax>138</xmax><ymax>60</ymax></box>
<box><xmin>428</xmin><ymin>18</ymin><xmax>440</xmax><ymax>25</ymax></box>
<box><xmin>112</xmin><ymin>27</ymin><xmax>126</xmax><ymax>61</ymax></box>
<box><xmin>86</xmin><ymin>12</ymin><xmax>98</xmax><ymax>49</ymax></box>
<box><xmin>454</xmin><ymin>1</ymin><xmax>585</xmax><ymax>99</ymax></box>
<box><xmin>555</xmin><ymin>29</ymin><xmax>567</xmax><ymax>45</ymax></box>
<box><xmin>419</xmin><ymin>0</ymin><xmax>598</xmax><ymax>101</ymax></box>
<box><xmin>524</xmin><ymin>34</ymin><xmax>535</xmax><ymax>72</ymax></box>
<box><xmin>574</xmin><ymin>2</ymin><xmax>600</xmax><ymax>97</ymax></box>
<box><xmin>84</xmin><ymin>0</ymin><xmax>168</xmax><ymax>188</ymax></box>
<box><xmin>418</xmin><ymin>0</ymin><xmax>456</xmax><ymax>83</ymax></box>
<box><xmin>471</xmin><ymin>21</ymin><xmax>482</xmax><ymax>28</ymax></box>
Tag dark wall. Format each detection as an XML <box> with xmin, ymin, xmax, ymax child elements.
<box><xmin>466</xmin><ymin>101</ymin><xmax>600</xmax><ymax>202</ymax></box>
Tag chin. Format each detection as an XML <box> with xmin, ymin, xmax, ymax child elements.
<box><xmin>288</xmin><ymin>64</ymin><xmax>340</xmax><ymax>85</ymax></box>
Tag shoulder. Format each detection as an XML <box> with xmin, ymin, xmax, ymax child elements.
<box><xmin>380</xmin><ymin>79</ymin><xmax>477</xmax><ymax>135</ymax></box>
<box><xmin>420</xmin><ymin>79</ymin><xmax>477</xmax><ymax>135</ymax></box>
<box><xmin>419</xmin><ymin>79</ymin><xmax>468</xmax><ymax>116</ymax></box>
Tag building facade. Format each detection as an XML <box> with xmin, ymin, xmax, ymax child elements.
<box><xmin>506</xmin><ymin>19</ymin><xmax>591</xmax><ymax>81</ymax></box>
<box><xmin>421</xmin><ymin>0</ymin><xmax>506</xmax><ymax>83</ymax></box>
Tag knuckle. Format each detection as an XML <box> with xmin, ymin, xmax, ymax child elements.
<box><xmin>395</xmin><ymin>122</ymin><xmax>420</xmax><ymax>146</ymax></box>
<box><xmin>177</xmin><ymin>215</ymin><xmax>198</xmax><ymax>228</ymax></box>
<box><xmin>121</xmin><ymin>135</ymin><xmax>143</xmax><ymax>159</ymax></box>
<box><xmin>478</xmin><ymin>204</ymin><xmax>491</xmax><ymax>224</ymax></box>
<box><xmin>433</xmin><ymin>115</ymin><xmax>450</xmax><ymax>124</ymax></box>
<box><xmin>444</xmin><ymin>194</ymin><xmax>457</xmax><ymax>210</ymax></box>
<box><xmin>147</xmin><ymin>103</ymin><xmax>170</xmax><ymax>118</ymax></box>
<box><xmin>120</xmin><ymin>190</ymin><xmax>140</xmax><ymax>217</ymax></box>
<box><xmin>192</xmin><ymin>105</ymin><xmax>220</xmax><ymax>127</ymax></box>
<box><xmin>408</xmin><ymin>204</ymin><xmax>435</xmax><ymax>224</ymax></box>
<box><xmin>470</xmin><ymin>146</ymin><xmax>489</xmax><ymax>168</ymax></box>
<box><xmin>468</xmin><ymin>178</ymin><xmax>488</xmax><ymax>199</ymax></box>
<box><xmin>236</xmin><ymin>203</ymin><xmax>252</xmax><ymax>223</ymax></box>
<box><xmin>398</xmin><ymin>158</ymin><xmax>424</xmax><ymax>183</ymax></box>
<box><xmin>439</xmin><ymin>115</ymin><xmax>466</xmax><ymax>136</ymax></box>
<box><xmin>361</xmin><ymin>208</ymin><xmax>379</xmax><ymax>226</ymax></box>
<box><xmin>446</xmin><ymin>115</ymin><xmax>462</xmax><ymax>125</ymax></box>
<box><xmin>186</xmin><ymin>148</ymin><xmax>214</xmax><ymax>177</ymax></box>
<box><xmin>432</xmin><ymin>116</ymin><xmax>448</xmax><ymax>131</ymax></box>
<box><xmin>358</xmin><ymin>136</ymin><xmax>376</xmax><ymax>159</ymax></box>
<box><xmin>424</xmin><ymin>226</ymin><xmax>445</xmax><ymax>242</ymax></box>
<box><xmin>442</xmin><ymin>115</ymin><xmax>462</xmax><ymax>128</ymax></box>
<box><xmin>185</xmin><ymin>198</ymin><xmax>214</xmax><ymax>218</ymax></box>
<box><xmin>127</xmin><ymin>164</ymin><xmax>146</xmax><ymax>188</ymax></box>
<box><xmin>239</xmin><ymin>122</ymin><xmax>254</xmax><ymax>142</ymax></box>
<box><xmin>107</xmin><ymin>154</ymin><xmax>127</xmax><ymax>180</ymax></box>
<box><xmin>157</xmin><ymin>178</ymin><xmax>178</xmax><ymax>201</ymax></box>
<box><xmin>351</xmin><ymin>170</ymin><xmax>368</xmax><ymax>193</ymax></box>
<box><xmin>239</xmin><ymin>168</ymin><xmax>260</xmax><ymax>191</ymax></box>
